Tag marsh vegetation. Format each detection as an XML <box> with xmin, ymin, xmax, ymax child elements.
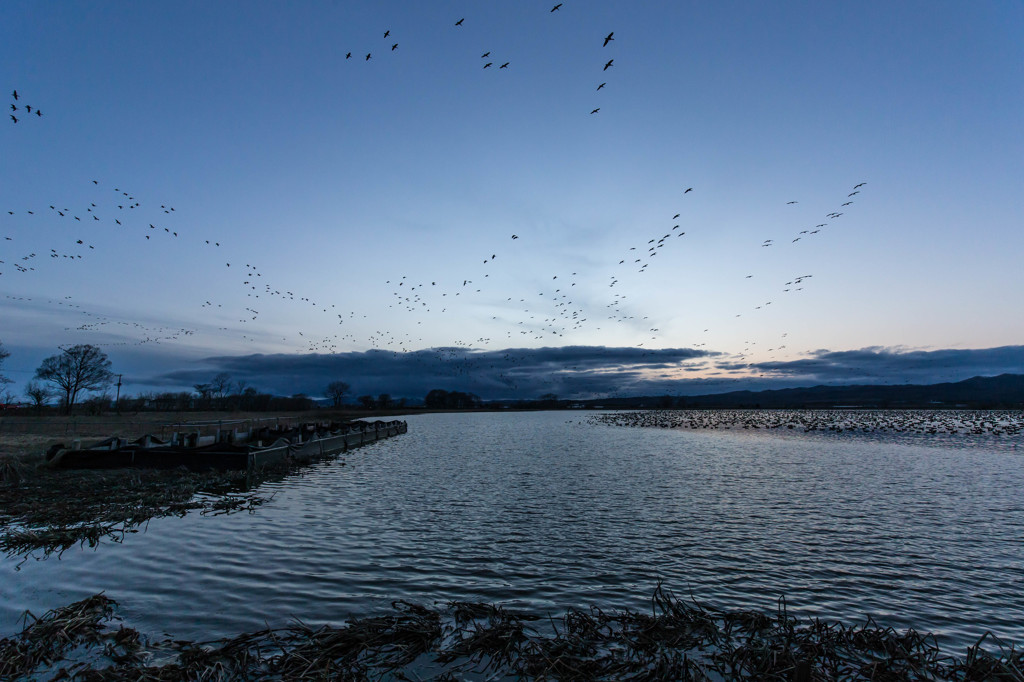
<box><xmin>3</xmin><ymin>586</ymin><xmax>1022</xmax><ymax>681</ymax></box>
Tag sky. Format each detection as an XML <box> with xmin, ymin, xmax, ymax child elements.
<box><xmin>1</xmin><ymin>1</ymin><xmax>1022</xmax><ymax>401</ymax></box>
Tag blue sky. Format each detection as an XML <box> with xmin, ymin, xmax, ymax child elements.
<box><xmin>2</xmin><ymin>1</ymin><xmax>1022</xmax><ymax>400</ymax></box>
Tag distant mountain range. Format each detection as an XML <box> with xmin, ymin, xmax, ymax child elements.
<box><xmin>559</xmin><ymin>374</ymin><xmax>1024</xmax><ymax>409</ymax></box>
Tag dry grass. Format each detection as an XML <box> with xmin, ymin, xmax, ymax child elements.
<box><xmin>3</xmin><ymin>586</ymin><xmax>1022</xmax><ymax>681</ymax></box>
<box><xmin>1</xmin><ymin>410</ymin><xmax>325</xmax><ymax>445</ymax></box>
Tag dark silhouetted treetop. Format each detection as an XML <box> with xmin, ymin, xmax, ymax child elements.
<box><xmin>34</xmin><ymin>344</ymin><xmax>113</xmax><ymax>414</ymax></box>
<box><xmin>0</xmin><ymin>340</ymin><xmax>11</xmax><ymax>386</ymax></box>
<box><xmin>325</xmin><ymin>380</ymin><xmax>351</xmax><ymax>407</ymax></box>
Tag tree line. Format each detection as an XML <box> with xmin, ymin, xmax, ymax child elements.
<box><xmin>0</xmin><ymin>342</ymin><xmax>321</xmax><ymax>414</ymax></box>
<box><xmin>1</xmin><ymin>340</ymin><xmax>558</xmax><ymax>415</ymax></box>
<box><xmin>0</xmin><ymin>342</ymin><xmax>410</xmax><ymax>415</ymax></box>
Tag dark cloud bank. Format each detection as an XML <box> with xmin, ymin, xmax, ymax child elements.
<box><xmin>141</xmin><ymin>345</ymin><xmax>1024</xmax><ymax>402</ymax></box>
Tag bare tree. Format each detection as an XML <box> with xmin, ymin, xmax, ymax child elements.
<box><xmin>0</xmin><ymin>339</ymin><xmax>10</xmax><ymax>387</ymax></box>
<box><xmin>193</xmin><ymin>383</ymin><xmax>213</xmax><ymax>409</ymax></box>
<box><xmin>221</xmin><ymin>379</ymin><xmax>249</xmax><ymax>411</ymax></box>
<box><xmin>34</xmin><ymin>344</ymin><xmax>113</xmax><ymax>414</ymax></box>
<box><xmin>210</xmin><ymin>372</ymin><xmax>232</xmax><ymax>409</ymax></box>
<box><xmin>325</xmin><ymin>380</ymin><xmax>351</xmax><ymax>407</ymax></box>
<box><xmin>24</xmin><ymin>380</ymin><xmax>51</xmax><ymax>413</ymax></box>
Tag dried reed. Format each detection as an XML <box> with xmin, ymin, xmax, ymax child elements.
<box><xmin>4</xmin><ymin>586</ymin><xmax>1021</xmax><ymax>681</ymax></box>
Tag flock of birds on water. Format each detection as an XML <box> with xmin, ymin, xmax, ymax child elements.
<box><xmin>0</xmin><ymin>4</ymin><xmax>936</xmax><ymax>399</ymax></box>
<box><xmin>590</xmin><ymin>409</ymin><xmax>1024</xmax><ymax>438</ymax></box>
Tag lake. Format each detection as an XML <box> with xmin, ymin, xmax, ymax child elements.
<box><xmin>2</xmin><ymin>410</ymin><xmax>1022</xmax><ymax>654</ymax></box>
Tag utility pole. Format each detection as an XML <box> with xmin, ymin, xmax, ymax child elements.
<box><xmin>115</xmin><ymin>374</ymin><xmax>123</xmax><ymax>414</ymax></box>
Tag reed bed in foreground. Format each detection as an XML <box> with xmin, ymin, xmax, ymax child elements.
<box><xmin>2</xmin><ymin>585</ymin><xmax>1021</xmax><ymax>681</ymax></box>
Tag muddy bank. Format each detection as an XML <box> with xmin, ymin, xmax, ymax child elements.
<box><xmin>0</xmin><ymin>460</ymin><xmax>272</xmax><ymax>562</ymax></box>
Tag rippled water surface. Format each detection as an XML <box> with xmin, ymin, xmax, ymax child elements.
<box><xmin>3</xmin><ymin>411</ymin><xmax>1023</xmax><ymax>652</ymax></box>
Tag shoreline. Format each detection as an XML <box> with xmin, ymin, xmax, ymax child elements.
<box><xmin>0</xmin><ymin>411</ymin><xmax>397</xmax><ymax>560</ymax></box>
<box><xmin>3</xmin><ymin>409</ymin><xmax>1021</xmax><ymax>559</ymax></box>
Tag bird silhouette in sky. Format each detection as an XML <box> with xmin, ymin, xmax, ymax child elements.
<box><xmin>551</xmin><ymin>3</ymin><xmax>563</xmax><ymax>11</ymax></box>
<box><xmin>591</xmin><ymin>108</ymin><xmax>600</xmax><ymax>114</ymax></box>
<box><xmin>500</xmin><ymin>62</ymin><xmax>509</xmax><ymax>69</ymax></box>
<box><xmin>603</xmin><ymin>32</ymin><xmax>614</xmax><ymax>46</ymax></box>
<box><xmin>455</xmin><ymin>17</ymin><xmax>464</xmax><ymax>26</ymax></box>
<box><xmin>684</xmin><ymin>187</ymin><xmax>693</xmax><ymax>193</ymax></box>
<box><xmin>366</xmin><ymin>53</ymin><xmax>372</xmax><ymax>60</ymax></box>
<box><xmin>384</xmin><ymin>30</ymin><xmax>390</xmax><ymax>38</ymax></box>
<box><xmin>603</xmin><ymin>59</ymin><xmax>614</xmax><ymax>71</ymax></box>
<box><xmin>597</xmin><ymin>82</ymin><xmax>606</xmax><ymax>90</ymax></box>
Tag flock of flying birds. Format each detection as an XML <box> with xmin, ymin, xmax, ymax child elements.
<box><xmin>373</xmin><ymin>177</ymin><xmax>867</xmax><ymax>388</ymax></box>
<box><xmin>0</xmin><ymin>166</ymin><xmax>868</xmax><ymax>391</ymax></box>
<box><xmin>8</xmin><ymin>90</ymin><xmax>43</xmax><ymax>124</ymax></box>
<box><xmin>3</xmin><ymin>4</ymin><xmax>871</xmax><ymax>395</ymax></box>
<box><xmin>338</xmin><ymin>4</ymin><xmax>616</xmax><ymax>115</ymax></box>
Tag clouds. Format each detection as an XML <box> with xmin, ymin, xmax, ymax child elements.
<box><xmin>139</xmin><ymin>344</ymin><xmax>1024</xmax><ymax>401</ymax></box>
<box><xmin>7</xmin><ymin>338</ymin><xmax>1022</xmax><ymax>401</ymax></box>
<box><xmin>744</xmin><ymin>346</ymin><xmax>1024</xmax><ymax>385</ymax></box>
<box><xmin>148</xmin><ymin>345</ymin><xmax>716</xmax><ymax>400</ymax></box>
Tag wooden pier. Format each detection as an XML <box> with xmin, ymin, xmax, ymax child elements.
<box><xmin>45</xmin><ymin>419</ymin><xmax>408</xmax><ymax>472</ymax></box>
